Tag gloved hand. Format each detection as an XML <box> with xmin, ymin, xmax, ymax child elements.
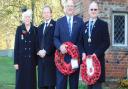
<box><xmin>37</xmin><ymin>49</ymin><xmax>46</xmax><ymax>58</ymax></box>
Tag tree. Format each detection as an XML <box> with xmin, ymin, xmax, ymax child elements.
<box><xmin>0</xmin><ymin>0</ymin><xmax>64</xmax><ymax>49</ymax></box>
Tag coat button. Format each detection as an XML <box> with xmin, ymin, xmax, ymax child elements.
<box><xmin>25</xmin><ymin>48</ymin><xmax>27</xmax><ymax>50</ymax></box>
<box><xmin>29</xmin><ymin>41</ymin><xmax>31</xmax><ymax>43</ymax></box>
<box><xmin>25</xmin><ymin>40</ymin><xmax>27</xmax><ymax>43</ymax></box>
<box><xmin>29</xmin><ymin>55</ymin><xmax>31</xmax><ymax>58</ymax></box>
<box><xmin>29</xmin><ymin>48</ymin><xmax>31</xmax><ymax>50</ymax></box>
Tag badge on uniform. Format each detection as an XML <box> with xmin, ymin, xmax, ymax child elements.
<box><xmin>21</xmin><ymin>30</ymin><xmax>27</xmax><ymax>40</ymax></box>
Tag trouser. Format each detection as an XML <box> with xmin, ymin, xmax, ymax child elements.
<box><xmin>87</xmin><ymin>82</ymin><xmax>102</xmax><ymax>89</ymax></box>
<box><xmin>39</xmin><ymin>86</ymin><xmax>55</xmax><ymax>89</ymax></box>
<box><xmin>56</xmin><ymin>69</ymin><xmax>80</xmax><ymax>89</ymax></box>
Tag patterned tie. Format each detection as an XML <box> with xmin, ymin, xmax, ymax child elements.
<box><xmin>90</xmin><ymin>21</ymin><xmax>93</xmax><ymax>34</ymax></box>
<box><xmin>68</xmin><ymin>17</ymin><xmax>72</xmax><ymax>36</ymax></box>
<box><xmin>43</xmin><ymin>22</ymin><xmax>48</xmax><ymax>34</ymax></box>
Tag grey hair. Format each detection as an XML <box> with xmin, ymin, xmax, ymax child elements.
<box><xmin>22</xmin><ymin>9</ymin><xmax>32</xmax><ymax>23</ymax></box>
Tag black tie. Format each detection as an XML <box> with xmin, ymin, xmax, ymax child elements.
<box><xmin>45</xmin><ymin>23</ymin><xmax>48</xmax><ymax>27</ymax></box>
<box><xmin>43</xmin><ymin>23</ymin><xmax>48</xmax><ymax>34</ymax></box>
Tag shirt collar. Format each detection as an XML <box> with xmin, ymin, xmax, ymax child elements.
<box><xmin>66</xmin><ymin>15</ymin><xmax>73</xmax><ymax>20</ymax></box>
<box><xmin>89</xmin><ymin>18</ymin><xmax>97</xmax><ymax>24</ymax></box>
<box><xmin>45</xmin><ymin>19</ymin><xmax>51</xmax><ymax>25</ymax></box>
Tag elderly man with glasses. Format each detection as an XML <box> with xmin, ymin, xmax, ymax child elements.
<box><xmin>79</xmin><ymin>1</ymin><xmax>110</xmax><ymax>89</ymax></box>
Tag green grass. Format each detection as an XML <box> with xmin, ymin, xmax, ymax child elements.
<box><xmin>0</xmin><ymin>56</ymin><xmax>15</xmax><ymax>89</ymax></box>
<box><xmin>0</xmin><ymin>56</ymin><xmax>86</xmax><ymax>89</ymax></box>
<box><xmin>0</xmin><ymin>56</ymin><xmax>126</xmax><ymax>89</ymax></box>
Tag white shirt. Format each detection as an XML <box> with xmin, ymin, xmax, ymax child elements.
<box><xmin>89</xmin><ymin>18</ymin><xmax>97</xmax><ymax>26</ymax></box>
<box><xmin>66</xmin><ymin>16</ymin><xmax>73</xmax><ymax>32</ymax></box>
<box><xmin>43</xmin><ymin>19</ymin><xmax>51</xmax><ymax>34</ymax></box>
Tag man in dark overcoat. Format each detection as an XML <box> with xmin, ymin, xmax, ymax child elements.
<box><xmin>36</xmin><ymin>5</ymin><xmax>56</xmax><ymax>89</ymax></box>
<box><xmin>79</xmin><ymin>1</ymin><xmax>110</xmax><ymax>89</ymax></box>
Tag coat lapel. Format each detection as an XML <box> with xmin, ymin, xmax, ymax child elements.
<box><xmin>85</xmin><ymin>21</ymin><xmax>89</xmax><ymax>35</ymax></box>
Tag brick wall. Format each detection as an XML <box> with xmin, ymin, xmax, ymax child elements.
<box><xmin>82</xmin><ymin>0</ymin><xmax>90</xmax><ymax>21</ymax></box>
<box><xmin>97</xmin><ymin>0</ymin><xmax>128</xmax><ymax>80</ymax></box>
<box><xmin>105</xmin><ymin>51</ymin><xmax>128</xmax><ymax>79</ymax></box>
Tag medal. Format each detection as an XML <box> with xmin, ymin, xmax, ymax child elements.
<box><xmin>21</xmin><ymin>34</ymin><xmax>24</xmax><ymax>40</ymax></box>
<box><xmin>88</xmin><ymin>38</ymin><xmax>91</xmax><ymax>43</ymax></box>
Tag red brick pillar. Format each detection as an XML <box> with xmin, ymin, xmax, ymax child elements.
<box><xmin>82</xmin><ymin>0</ymin><xmax>91</xmax><ymax>22</ymax></box>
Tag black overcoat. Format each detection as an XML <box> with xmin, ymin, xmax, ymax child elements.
<box><xmin>14</xmin><ymin>24</ymin><xmax>37</xmax><ymax>89</ymax></box>
<box><xmin>79</xmin><ymin>18</ymin><xmax>110</xmax><ymax>82</ymax></box>
<box><xmin>36</xmin><ymin>20</ymin><xmax>56</xmax><ymax>87</ymax></box>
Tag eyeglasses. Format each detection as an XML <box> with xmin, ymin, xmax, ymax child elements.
<box><xmin>90</xmin><ymin>9</ymin><xmax>98</xmax><ymax>11</ymax></box>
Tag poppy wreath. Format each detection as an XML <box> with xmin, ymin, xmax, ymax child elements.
<box><xmin>80</xmin><ymin>54</ymin><xmax>101</xmax><ymax>85</ymax></box>
<box><xmin>55</xmin><ymin>42</ymin><xmax>80</xmax><ymax>75</ymax></box>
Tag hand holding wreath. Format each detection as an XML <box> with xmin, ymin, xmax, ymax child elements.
<box><xmin>80</xmin><ymin>54</ymin><xmax>101</xmax><ymax>85</ymax></box>
<box><xmin>55</xmin><ymin>42</ymin><xmax>80</xmax><ymax>75</ymax></box>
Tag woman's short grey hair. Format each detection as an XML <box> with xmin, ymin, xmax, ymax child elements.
<box><xmin>22</xmin><ymin>9</ymin><xmax>32</xmax><ymax>23</ymax></box>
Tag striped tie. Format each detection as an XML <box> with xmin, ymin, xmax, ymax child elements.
<box><xmin>68</xmin><ymin>17</ymin><xmax>72</xmax><ymax>36</ymax></box>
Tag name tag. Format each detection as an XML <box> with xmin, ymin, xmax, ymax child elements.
<box><xmin>71</xmin><ymin>59</ymin><xmax>79</xmax><ymax>69</ymax></box>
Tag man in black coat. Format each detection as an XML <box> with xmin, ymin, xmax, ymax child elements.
<box><xmin>79</xmin><ymin>1</ymin><xmax>110</xmax><ymax>89</ymax></box>
<box><xmin>36</xmin><ymin>5</ymin><xmax>56</xmax><ymax>89</ymax></box>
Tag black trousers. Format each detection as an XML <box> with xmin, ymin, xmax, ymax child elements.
<box><xmin>87</xmin><ymin>83</ymin><xmax>102</xmax><ymax>89</ymax></box>
<box><xmin>39</xmin><ymin>86</ymin><xmax>55</xmax><ymax>89</ymax></box>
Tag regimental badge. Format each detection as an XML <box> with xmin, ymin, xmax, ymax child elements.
<box><xmin>21</xmin><ymin>30</ymin><xmax>27</xmax><ymax>40</ymax></box>
<box><xmin>22</xmin><ymin>30</ymin><xmax>27</xmax><ymax>35</ymax></box>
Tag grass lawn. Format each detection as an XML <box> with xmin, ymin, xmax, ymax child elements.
<box><xmin>0</xmin><ymin>56</ymin><xmax>127</xmax><ymax>89</ymax></box>
<box><xmin>0</xmin><ymin>56</ymin><xmax>15</xmax><ymax>89</ymax></box>
<box><xmin>0</xmin><ymin>56</ymin><xmax>86</xmax><ymax>89</ymax></box>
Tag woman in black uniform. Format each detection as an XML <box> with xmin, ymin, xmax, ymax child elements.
<box><xmin>14</xmin><ymin>9</ymin><xmax>37</xmax><ymax>89</ymax></box>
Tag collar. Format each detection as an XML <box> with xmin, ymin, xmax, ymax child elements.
<box><xmin>45</xmin><ymin>19</ymin><xmax>51</xmax><ymax>25</ymax></box>
<box><xmin>89</xmin><ymin>18</ymin><xmax>97</xmax><ymax>24</ymax></box>
<box><xmin>66</xmin><ymin>15</ymin><xmax>73</xmax><ymax>20</ymax></box>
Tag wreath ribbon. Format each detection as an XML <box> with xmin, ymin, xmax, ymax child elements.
<box><xmin>80</xmin><ymin>54</ymin><xmax>101</xmax><ymax>85</ymax></box>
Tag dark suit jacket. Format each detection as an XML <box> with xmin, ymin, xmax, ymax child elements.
<box><xmin>54</xmin><ymin>16</ymin><xmax>84</xmax><ymax>49</ymax></box>
<box><xmin>54</xmin><ymin>16</ymin><xmax>84</xmax><ymax>63</ymax></box>
<box><xmin>79</xmin><ymin>18</ymin><xmax>110</xmax><ymax>82</ymax></box>
<box><xmin>36</xmin><ymin>19</ymin><xmax>56</xmax><ymax>87</ymax></box>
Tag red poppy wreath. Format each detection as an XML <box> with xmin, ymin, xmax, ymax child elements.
<box><xmin>55</xmin><ymin>42</ymin><xmax>80</xmax><ymax>75</ymax></box>
<box><xmin>80</xmin><ymin>54</ymin><xmax>101</xmax><ymax>85</ymax></box>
